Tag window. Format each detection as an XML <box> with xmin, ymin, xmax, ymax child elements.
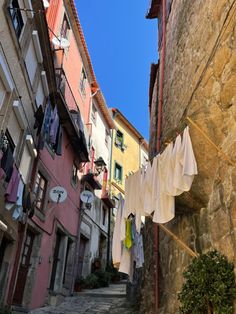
<box><xmin>61</xmin><ymin>14</ymin><xmax>70</xmax><ymax>39</ymax></box>
<box><xmin>114</xmin><ymin>162</ymin><xmax>122</xmax><ymax>183</ymax></box>
<box><xmin>9</xmin><ymin>0</ymin><xmax>24</xmax><ymax>38</ymax></box>
<box><xmin>102</xmin><ymin>206</ymin><xmax>106</xmax><ymax>225</ymax></box>
<box><xmin>79</xmin><ymin>68</ymin><xmax>87</xmax><ymax>97</ymax></box>
<box><xmin>105</xmin><ymin>129</ymin><xmax>109</xmax><ymax>146</ymax></box>
<box><xmin>91</xmin><ymin>103</ymin><xmax>97</xmax><ymax>125</ymax></box>
<box><xmin>115</xmin><ymin>130</ymin><xmax>124</xmax><ymax>149</ymax></box>
<box><xmin>71</xmin><ymin>163</ymin><xmax>78</xmax><ymax>187</ymax></box>
<box><xmin>34</xmin><ymin>172</ymin><xmax>47</xmax><ymax>211</ymax></box>
<box><xmin>5</xmin><ymin>129</ymin><xmax>15</xmax><ymax>155</ymax></box>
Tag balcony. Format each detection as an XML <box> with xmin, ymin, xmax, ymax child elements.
<box><xmin>101</xmin><ymin>189</ymin><xmax>115</xmax><ymax>208</ymax></box>
<box><xmin>81</xmin><ymin>173</ymin><xmax>102</xmax><ymax>190</ymax></box>
<box><xmin>54</xmin><ymin>68</ymin><xmax>89</xmax><ymax>162</ymax></box>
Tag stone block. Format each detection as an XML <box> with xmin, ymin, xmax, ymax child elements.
<box><xmin>220</xmin><ymin>75</ymin><xmax>236</xmax><ymax>108</ymax></box>
<box><xmin>210</xmin><ymin>208</ymin><xmax>231</xmax><ymax>242</ymax></box>
<box><xmin>213</xmin><ymin>45</ymin><xmax>231</xmax><ymax>78</ymax></box>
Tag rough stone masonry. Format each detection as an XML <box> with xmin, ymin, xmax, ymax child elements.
<box><xmin>141</xmin><ymin>0</ymin><xmax>236</xmax><ymax>313</ymax></box>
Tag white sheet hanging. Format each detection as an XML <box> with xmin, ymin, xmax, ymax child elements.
<box><xmin>112</xmin><ymin>193</ymin><xmax>125</xmax><ymax>268</ymax></box>
<box><xmin>153</xmin><ymin>145</ymin><xmax>175</xmax><ymax>224</ymax></box>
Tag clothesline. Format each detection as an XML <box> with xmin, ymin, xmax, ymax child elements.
<box><xmin>147</xmin><ymin>118</ymin><xmax>235</xmax><ymax>169</ymax></box>
<box><xmin>187</xmin><ymin>117</ymin><xmax>236</xmax><ymax>169</ymax></box>
<box><xmin>158</xmin><ymin>224</ymin><xmax>198</xmax><ymax>258</ymax></box>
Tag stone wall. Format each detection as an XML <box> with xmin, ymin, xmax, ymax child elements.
<box><xmin>142</xmin><ymin>0</ymin><xmax>236</xmax><ymax>313</ymax></box>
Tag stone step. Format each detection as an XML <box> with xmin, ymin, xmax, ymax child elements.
<box><xmin>11</xmin><ymin>306</ymin><xmax>29</xmax><ymax>314</ymax></box>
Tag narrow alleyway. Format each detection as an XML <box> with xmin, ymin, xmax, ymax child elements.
<box><xmin>29</xmin><ymin>284</ymin><xmax>138</xmax><ymax>314</ymax></box>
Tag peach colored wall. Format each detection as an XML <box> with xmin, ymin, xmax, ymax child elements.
<box><xmin>46</xmin><ymin>1</ymin><xmax>92</xmax><ymax>124</ymax></box>
<box><xmin>30</xmin><ymin>130</ymin><xmax>80</xmax><ymax>309</ymax></box>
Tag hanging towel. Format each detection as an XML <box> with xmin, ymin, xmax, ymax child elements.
<box><xmin>119</xmin><ymin>245</ymin><xmax>134</xmax><ymax>281</ymax></box>
<box><xmin>153</xmin><ymin>145</ymin><xmax>175</xmax><ymax>224</ymax></box>
<box><xmin>112</xmin><ymin>193</ymin><xmax>125</xmax><ymax>268</ymax></box>
<box><xmin>5</xmin><ymin>177</ymin><xmax>24</xmax><ymax>210</ymax></box>
<box><xmin>5</xmin><ymin>165</ymin><xmax>20</xmax><ymax>203</ymax></box>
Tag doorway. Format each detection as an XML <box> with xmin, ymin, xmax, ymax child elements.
<box><xmin>13</xmin><ymin>229</ymin><xmax>35</xmax><ymax>305</ymax></box>
<box><xmin>0</xmin><ymin>236</ymin><xmax>12</xmax><ymax>303</ymax></box>
<box><xmin>77</xmin><ymin>235</ymin><xmax>88</xmax><ymax>278</ymax></box>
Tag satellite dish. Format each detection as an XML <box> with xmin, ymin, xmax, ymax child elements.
<box><xmin>80</xmin><ymin>190</ymin><xmax>94</xmax><ymax>204</ymax></box>
<box><xmin>43</xmin><ymin>0</ymin><xmax>50</xmax><ymax>8</ymax></box>
<box><xmin>12</xmin><ymin>206</ymin><xmax>23</xmax><ymax>220</ymax></box>
<box><xmin>52</xmin><ymin>36</ymin><xmax>70</xmax><ymax>49</ymax></box>
<box><xmin>49</xmin><ymin>186</ymin><xmax>67</xmax><ymax>203</ymax></box>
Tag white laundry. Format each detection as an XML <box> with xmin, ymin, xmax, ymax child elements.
<box><xmin>119</xmin><ymin>246</ymin><xmax>134</xmax><ymax>281</ymax></box>
<box><xmin>173</xmin><ymin>126</ymin><xmax>198</xmax><ymax>192</ymax></box>
<box><xmin>153</xmin><ymin>145</ymin><xmax>175</xmax><ymax>224</ymax></box>
<box><xmin>141</xmin><ymin>157</ymin><xmax>158</xmax><ymax>216</ymax></box>
<box><xmin>112</xmin><ymin>193</ymin><xmax>125</xmax><ymax>268</ymax></box>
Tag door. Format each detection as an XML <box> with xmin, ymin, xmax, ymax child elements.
<box><xmin>0</xmin><ymin>237</ymin><xmax>12</xmax><ymax>303</ymax></box>
<box><xmin>77</xmin><ymin>236</ymin><xmax>87</xmax><ymax>277</ymax></box>
<box><xmin>49</xmin><ymin>232</ymin><xmax>62</xmax><ymax>291</ymax></box>
<box><xmin>13</xmin><ymin>229</ymin><xmax>34</xmax><ymax>305</ymax></box>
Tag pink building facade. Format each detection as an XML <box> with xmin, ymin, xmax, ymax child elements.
<box><xmin>0</xmin><ymin>0</ymin><xmax>115</xmax><ymax>310</ymax></box>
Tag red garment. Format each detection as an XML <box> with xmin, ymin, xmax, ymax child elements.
<box><xmin>5</xmin><ymin>165</ymin><xmax>20</xmax><ymax>203</ymax></box>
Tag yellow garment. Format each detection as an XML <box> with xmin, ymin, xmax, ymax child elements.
<box><xmin>124</xmin><ymin>219</ymin><xmax>132</xmax><ymax>249</ymax></box>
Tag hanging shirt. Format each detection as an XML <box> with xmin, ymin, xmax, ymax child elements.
<box><xmin>34</xmin><ymin>105</ymin><xmax>44</xmax><ymax>136</ymax></box>
<box><xmin>133</xmin><ymin>231</ymin><xmax>144</xmax><ymax>269</ymax></box>
<box><xmin>49</xmin><ymin>106</ymin><xmax>60</xmax><ymax>145</ymax></box>
<box><xmin>124</xmin><ymin>219</ymin><xmax>133</xmax><ymax>249</ymax></box>
<box><xmin>5</xmin><ymin>165</ymin><xmax>20</xmax><ymax>203</ymax></box>
<box><xmin>1</xmin><ymin>147</ymin><xmax>14</xmax><ymax>182</ymax></box>
<box><xmin>173</xmin><ymin>126</ymin><xmax>198</xmax><ymax>192</ymax></box>
<box><xmin>5</xmin><ymin>177</ymin><xmax>24</xmax><ymax>211</ymax></box>
<box><xmin>112</xmin><ymin>194</ymin><xmax>125</xmax><ymax>268</ymax></box>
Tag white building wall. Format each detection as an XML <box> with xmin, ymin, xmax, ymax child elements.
<box><xmin>80</xmin><ymin>100</ymin><xmax>112</xmax><ymax>277</ymax></box>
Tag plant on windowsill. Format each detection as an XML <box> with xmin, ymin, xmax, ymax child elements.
<box><xmin>178</xmin><ymin>250</ymin><xmax>236</xmax><ymax>314</ymax></box>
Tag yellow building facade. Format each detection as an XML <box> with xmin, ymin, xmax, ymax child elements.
<box><xmin>109</xmin><ymin>108</ymin><xmax>148</xmax><ymax>201</ymax></box>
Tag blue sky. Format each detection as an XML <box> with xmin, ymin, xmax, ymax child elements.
<box><xmin>75</xmin><ymin>1</ymin><xmax>157</xmax><ymax>140</ymax></box>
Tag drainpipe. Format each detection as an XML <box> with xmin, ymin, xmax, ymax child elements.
<box><xmin>154</xmin><ymin>0</ymin><xmax>167</xmax><ymax>312</ymax></box>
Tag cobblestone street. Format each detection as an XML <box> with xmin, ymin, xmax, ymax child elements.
<box><xmin>30</xmin><ymin>284</ymin><xmax>138</xmax><ymax>314</ymax></box>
